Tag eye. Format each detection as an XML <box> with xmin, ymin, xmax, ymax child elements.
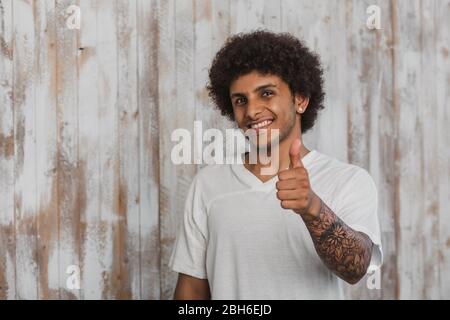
<box><xmin>235</xmin><ymin>97</ymin><xmax>247</xmax><ymax>105</ymax></box>
<box><xmin>262</xmin><ymin>90</ymin><xmax>274</xmax><ymax>97</ymax></box>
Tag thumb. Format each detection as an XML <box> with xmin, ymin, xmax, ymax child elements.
<box><xmin>289</xmin><ymin>138</ymin><xmax>303</xmax><ymax>169</ymax></box>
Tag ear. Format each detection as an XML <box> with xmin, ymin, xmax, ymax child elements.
<box><xmin>294</xmin><ymin>94</ymin><xmax>310</xmax><ymax>114</ymax></box>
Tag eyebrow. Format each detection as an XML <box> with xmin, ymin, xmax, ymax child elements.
<box><xmin>230</xmin><ymin>83</ymin><xmax>277</xmax><ymax>99</ymax></box>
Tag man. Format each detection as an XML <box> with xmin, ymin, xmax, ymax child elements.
<box><xmin>169</xmin><ymin>30</ymin><xmax>382</xmax><ymax>299</ymax></box>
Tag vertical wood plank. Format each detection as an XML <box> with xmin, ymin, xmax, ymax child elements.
<box><xmin>34</xmin><ymin>0</ymin><xmax>59</xmax><ymax>300</ymax></box>
<box><xmin>0</xmin><ymin>0</ymin><xmax>15</xmax><ymax>300</ymax></box>
<box><xmin>137</xmin><ymin>0</ymin><xmax>161</xmax><ymax>300</ymax></box>
<box><xmin>246</xmin><ymin>0</ymin><xmax>265</xmax><ymax>30</ymax></box>
<box><xmin>230</xmin><ymin>0</ymin><xmax>282</xmax><ymax>33</ymax></box>
<box><xmin>263</xmin><ymin>0</ymin><xmax>281</xmax><ymax>31</ymax></box>
<box><xmin>388</xmin><ymin>0</ymin><xmax>401</xmax><ymax>299</ymax></box>
<box><xmin>55</xmin><ymin>0</ymin><xmax>82</xmax><ymax>300</ymax></box>
<box><xmin>210</xmin><ymin>0</ymin><xmax>231</xmax><ymax>64</ymax></box>
<box><xmin>78</xmin><ymin>0</ymin><xmax>104</xmax><ymax>299</ymax></box>
<box><xmin>394</xmin><ymin>0</ymin><xmax>443</xmax><ymax>299</ymax></box>
<box><xmin>436</xmin><ymin>0</ymin><xmax>450</xmax><ymax>299</ymax></box>
<box><xmin>116</xmin><ymin>0</ymin><xmax>140</xmax><ymax>299</ymax></box>
<box><xmin>194</xmin><ymin>0</ymin><xmax>214</xmax><ymax>131</ymax></box>
<box><xmin>395</xmin><ymin>0</ymin><xmax>421</xmax><ymax>299</ymax></box>
<box><xmin>343</xmin><ymin>0</ymin><xmax>396</xmax><ymax>299</ymax></box>
<box><xmin>159</xmin><ymin>0</ymin><xmax>198</xmax><ymax>299</ymax></box>
<box><xmin>195</xmin><ymin>0</ymin><xmax>234</xmax><ymax>147</ymax></box>
<box><xmin>12</xmin><ymin>0</ymin><xmax>38</xmax><ymax>300</ymax></box>
<box><xmin>229</xmin><ymin>0</ymin><xmax>248</xmax><ymax>34</ymax></box>
<box><xmin>77</xmin><ymin>0</ymin><xmax>123</xmax><ymax>299</ymax></box>
<box><xmin>415</xmin><ymin>0</ymin><xmax>441</xmax><ymax>299</ymax></box>
<box><xmin>374</xmin><ymin>0</ymin><xmax>399</xmax><ymax>299</ymax></box>
<box><xmin>93</xmin><ymin>0</ymin><xmax>119</xmax><ymax>299</ymax></box>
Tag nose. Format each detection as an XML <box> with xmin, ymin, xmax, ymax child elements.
<box><xmin>246</xmin><ymin>98</ymin><xmax>265</xmax><ymax>119</ymax></box>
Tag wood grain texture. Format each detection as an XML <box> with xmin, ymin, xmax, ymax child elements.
<box><xmin>13</xmin><ymin>0</ymin><xmax>39</xmax><ymax>299</ymax></box>
<box><xmin>116</xmin><ymin>0</ymin><xmax>139</xmax><ymax>300</ymax></box>
<box><xmin>342</xmin><ymin>0</ymin><xmax>396</xmax><ymax>299</ymax></box>
<box><xmin>77</xmin><ymin>0</ymin><xmax>104</xmax><ymax>299</ymax></box>
<box><xmin>0</xmin><ymin>0</ymin><xmax>448</xmax><ymax>299</ymax></box>
<box><xmin>435</xmin><ymin>0</ymin><xmax>450</xmax><ymax>299</ymax></box>
<box><xmin>0</xmin><ymin>0</ymin><xmax>15</xmax><ymax>300</ymax></box>
<box><xmin>55</xmin><ymin>0</ymin><xmax>81</xmax><ymax>300</ymax></box>
<box><xmin>35</xmin><ymin>0</ymin><xmax>59</xmax><ymax>300</ymax></box>
<box><xmin>137</xmin><ymin>0</ymin><xmax>160</xmax><ymax>300</ymax></box>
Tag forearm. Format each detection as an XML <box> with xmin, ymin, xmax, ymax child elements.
<box><xmin>174</xmin><ymin>287</ymin><xmax>210</xmax><ymax>300</ymax></box>
<box><xmin>301</xmin><ymin>197</ymin><xmax>373</xmax><ymax>284</ymax></box>
<box><xmin>173</xmin><ymin>274</ymin><xmax>211</xmax><ymax>300</ymax></box>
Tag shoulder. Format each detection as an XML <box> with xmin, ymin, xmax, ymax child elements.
<box><xmin>189</xmin><ymin>164</ymin><xmax>235</xmax><ymax>202</ymax></box>
<box><xmin>194</xmin><ymin>163</ymin><xmax>232</xmax><ymax>185</ymax></box>
<box><xmin>312</xmin><ymin>151</ymin><xmax>377</xmax><ymax>194</ymax></box>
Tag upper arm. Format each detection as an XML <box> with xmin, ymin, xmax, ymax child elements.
<box><xmin>173</xmin><ymin>273</ymin><xmax>211</xmax><ymax>300</ymax></box>
<box><xmin>169</xmin><ymin>175</ymin><xmax>209</xmax><ymax>279</ymax></box>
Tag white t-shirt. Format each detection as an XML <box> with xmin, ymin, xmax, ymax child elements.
<box><xmin>169</xmin><ymin>149</ymin><xmax>383</xmax><ymax>299</ymax></box>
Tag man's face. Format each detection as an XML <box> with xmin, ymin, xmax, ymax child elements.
<box><xmin>229</xmin><ymin>71</ymin><xmax>297</xmax><ymax>149</ymax></box>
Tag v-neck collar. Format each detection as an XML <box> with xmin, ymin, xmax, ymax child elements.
<box><xmin>231</xmin><ymin>150</ymin><xmax>317</xmax><ymax>191</ymax></box>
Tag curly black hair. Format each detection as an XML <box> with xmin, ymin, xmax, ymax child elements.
<box><xmin>207</xmin><ymin>30</ymin><xmax>325</xmax><ymax>134</ymax></box>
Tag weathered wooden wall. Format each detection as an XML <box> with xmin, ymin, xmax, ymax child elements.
<box><xmin>0</xmin><ymin>0</ymin><xmax>448</xmax><ymax>299</ymax></box>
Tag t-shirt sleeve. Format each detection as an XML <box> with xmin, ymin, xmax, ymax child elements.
<box><xmin>333</xmin><ymin>168</ymin><xmax>383</xmax><ymax>271</ymax></box>
<box><xmin>168</xmin><ymin>175</ymin><xmax>208</xmax><ymax>279</ymax></box>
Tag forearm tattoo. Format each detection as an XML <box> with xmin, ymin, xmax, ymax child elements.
<box><xmin>302</xmin><ymin>199</ymin><xmax>373</xmax><ymax>284</ymax></box>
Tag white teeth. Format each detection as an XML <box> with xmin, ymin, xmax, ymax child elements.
<box><xmin>250</xmin><ymin>120</ymin><xmax>272</xmax><ymax>129</ymax></box>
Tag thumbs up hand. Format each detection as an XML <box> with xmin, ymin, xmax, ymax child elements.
<box><xmin>276</xmin><ymin>139</ymin><xmax>320</xmax><ymax>217</ymax></box>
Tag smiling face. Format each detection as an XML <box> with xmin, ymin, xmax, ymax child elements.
<box><xmin>230</xmin><ymin>71</ymin><xmax>304</xmax><ymax>150</ymax></box>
